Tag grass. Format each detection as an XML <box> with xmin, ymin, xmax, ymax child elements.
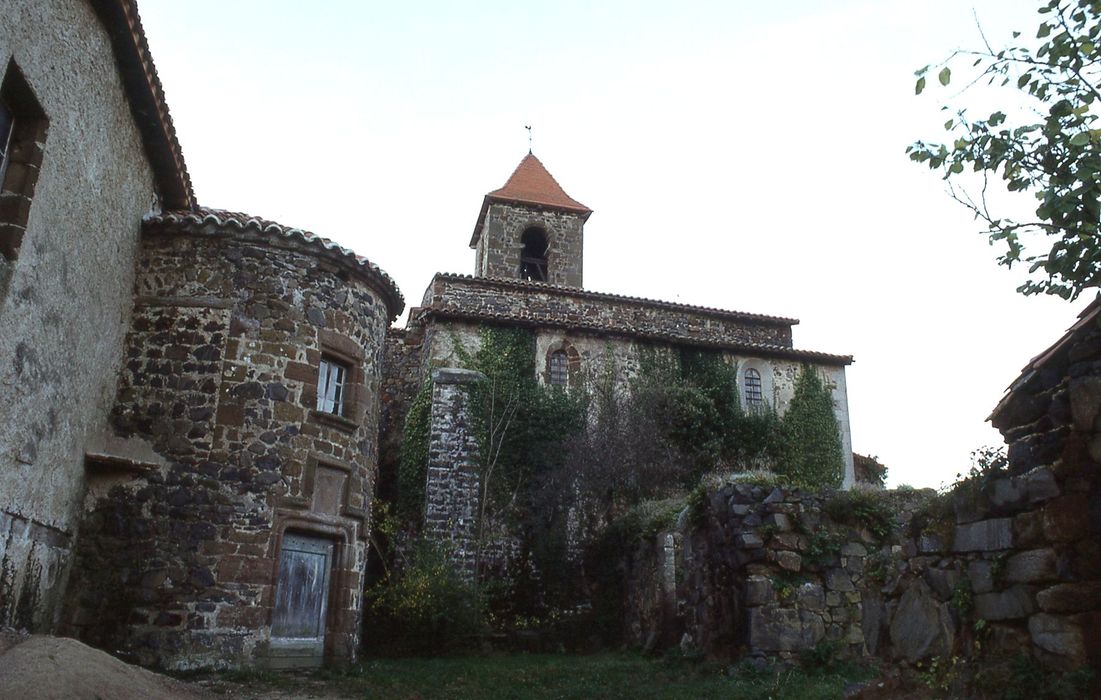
<box><xmin>206</xmin><ymin>652</ymin><xmax>873</xmax><ymax>700</ymax></box>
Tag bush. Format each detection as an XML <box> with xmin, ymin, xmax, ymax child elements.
<box><xmin>824</xmin><ymin>489</ymin><xmax>895</xmax><ymax>541</ymax></box>
<box><xmin>363</xmin><ymin>542</ymin><xmax>481</xmax><ymax>655</ymax></box>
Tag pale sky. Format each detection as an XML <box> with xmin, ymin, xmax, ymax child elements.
<box><xmin>137</xmin><ymin>0</ymin><xmax>1090</xmax><ymax>489</ymax></box>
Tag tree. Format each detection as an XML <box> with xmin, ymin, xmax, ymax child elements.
<box><xmin>909</xmin><ymin>0</ymin><xmax>1101</xmax><ymax>300</ymax></box>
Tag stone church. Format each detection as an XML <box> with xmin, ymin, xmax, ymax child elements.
<box><xmin>0</xmin><ymin>0</ymin><xmax>851</xmax><ymax>670</ymax></box>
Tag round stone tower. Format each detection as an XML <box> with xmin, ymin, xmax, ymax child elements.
<box><xmin>62</xmin><ymin>209</ymin><xmax>403</xmax><ymax>669</ymax></box>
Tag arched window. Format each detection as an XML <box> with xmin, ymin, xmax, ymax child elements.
<box><xmin>744</xmin><ymin>368</ymin><xmax>763</xmax><ymax>406</ymax></box>
<box><xmin>548</xmin><ymin>350</ymin><xmax>568</xmax><ymax>387</ymax></box>
<box><xmin>519</xmin><ymin>227</ymin><xmax>548</xmax><ymax>282</ymax></box>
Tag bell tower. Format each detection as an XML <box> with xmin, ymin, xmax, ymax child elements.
<box><xmin>470</xmin><ymin>153</ymin><xmax>592</xmax><ymax>288</ymax></box>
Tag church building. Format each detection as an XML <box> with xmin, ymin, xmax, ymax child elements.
<box><xmin>0</xmin><ymin>0</ymin><xmax>853</xmax><ymax>671</ymax></box>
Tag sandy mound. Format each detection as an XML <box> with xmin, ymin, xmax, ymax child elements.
<box><xmin>0</xmin><ymin>635</ymin><xmax>210</xmax><ymax>700</ymax></box>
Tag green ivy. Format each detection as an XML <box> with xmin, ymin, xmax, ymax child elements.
<box><xmin>776</xmin><ymin>366</ymin><xmax>844</xmax><ymax>488</ymax></box>
<box><xmin>633</xmin><ymin>346</ymin><xmax>783</xmax><ymax>479</ymax></box>
<box><xmin>823</xmin><ymin>490</ymin><xmax>895</xmax><ymax>542</ymax></box>
<box><xmin>397</xmin><ymin>380</ymin><xmax>433</xmax><ymax>521</ymax></box>
<box><xmin>452</xmin><ymin>326</ymin><xmax>586</xmax><ymax>514</ymax></box>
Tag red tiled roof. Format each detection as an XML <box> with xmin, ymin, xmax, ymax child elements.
<box><xmin>470</xmin><ymin>154</ymin><xmax>591</xmax><ymax>246</ymax></box>
<box><xmin>89</xmin><ymin>0</ymin><xmax>194</xmax><ymax>210</ymax></box>
<box><xmin>487</xmin><ymin>153</ymin><xmax>591</xmax><ymax>213</ymax></box>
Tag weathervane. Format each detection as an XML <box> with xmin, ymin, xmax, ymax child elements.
<box><xmin>525</xmin><ymin>125</ymin><xmax>532</xmax><ymax>154</ymax></box>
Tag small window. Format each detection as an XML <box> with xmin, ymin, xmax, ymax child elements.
<box><xmin>744</xmin><ymin>368</ymin><xmax>763</xmax><ymax>406</ymax></box>
<box><xmin>317</xmin><ymin>358</ymin><xmax>349</xmax><ymax>415</ymax></box>
<box><xmin>519</xmin><ymin>227</ymin><xmax>548</xmax><ymax>282</ymax></box>
<box><xmin>548</xmin><ymin>350</ymin><xmax>568</xmax><ymax>387</ymax></box>
<box><xmin>0</xmin><ymin>99</ymin><xmax>13</xmax><ymax>183</ymax></box>
<box><xmin>0</xmin><ymin>61</ymin><xmax>48</xmax><ymax>263</ymax></box>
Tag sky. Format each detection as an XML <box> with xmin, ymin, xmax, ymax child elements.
<box><xmin>136</xmin><ymin>0</ymin><xmax>1090</xmax><ymax>490</ymax></box>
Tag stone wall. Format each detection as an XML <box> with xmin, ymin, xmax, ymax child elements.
<box><xmin>622</xmin><ymin>485</ymin><xmax>911</xmax><ymax>660</ymax></box>
<box><xmin>622</xmin><ymin>466</ymin><xmax>1098</xmax><ymax>671</ymax></box>
<box><xmin>473</xmin><ymin>202</ymin><xmax>585</xmax><ymax>287</ymax></box>
<box><xmin>423</xmin><ymin>368</ymin><xmax>485</xmax><ymax>578</ymax></box>
<box><xmin>60</xmin><ymin>215</ymin><xmax>401</xmax><ymax>670</ymax></box>
<box><xmin>0</xmin><ymin>0</ymin><xmax>156</xmax><ymax>631</ymax></box>
<box><xmin>421</xmin><ymin>274</ymin><xmax>807</xmax><ymax>353</ymax></box>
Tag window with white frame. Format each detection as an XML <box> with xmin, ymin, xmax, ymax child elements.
<box><xmin>744</xmin><ymin>368</ymin><xmax>763</xmax><ymax>406</ymax></box>
<box><xmin>317</xmin><ymin>358</ymin><xmax>349</xmax><ymax>415</ymax></box>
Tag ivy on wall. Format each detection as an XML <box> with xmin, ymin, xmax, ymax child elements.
<box><xmin>631</xmin><ymin>346</ymin><xmax>784</xmax><ymax>480</ymax></box>
<box><xmin>396</xmin><ymin>380</ymin><xmax>432</xmax><ymax>521</ymax></box>
<box><xmin>777</xmin><ymin>366</ymin><xmax>844</xmax><ymax>488</ymax></box>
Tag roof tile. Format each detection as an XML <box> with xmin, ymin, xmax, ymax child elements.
<box><xmin>486</xmin><ymin>153</ymin><xmax>591</xmax><ymax>213</ymax></box>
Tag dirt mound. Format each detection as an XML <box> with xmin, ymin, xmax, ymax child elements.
<box><xmin>0</xmin><ymin>635</ymin><xmax>210</xmax><ymax>700</ymax></box>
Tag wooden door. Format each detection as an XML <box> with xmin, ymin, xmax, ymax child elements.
<box><xmin>270</xmin><ymin>533</ymin><xmax>334</xmax><ymax>666</ymax></box>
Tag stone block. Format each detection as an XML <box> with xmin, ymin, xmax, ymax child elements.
<box><xmin>841</xmin><ymin>542</ymin><xmax>867</xmax><ymax>557</ymax></box>
<box><xmin>953</xmin><ymin>518</ymin><xmax>1013</xmax><ymax>552</ymax></box>
<box><xmin>800</xmin><ymin>610</ymin><xmax>826</xmax><ymax>647</ymax></box>
<box><xmin>967</xmin><ymin>560</ymin><xmax>994</xmax><ymax>594</ymax></box>
<box><xmin>1024</xmin><ymin>468</ymin><xmax>1060</xmax><ymax>504</ymax></box>
<box><xmin>1005</xmin><ymin>548</ymin><xmax>1058</xmax><ymax>584</ymax></box>
<box><xmin>974</xmin><ymin>585</ymin><xmax>1036</xmax><ymax>621</ymax></box>
<box><xmin>862</xmin><ymin>596</ymin><xmax>885</xmax><ymax>655</ymax></box>
<box><xmin>745</xmin><ymin>576</ymin><xmax>774</xmax><ymax>607</ymax></box>
<box><xmin>776</xmin><ymin>551</ymin><xmax>802</xmax><ymax>572</ymax></box>
<box><xmin>736</xmin><ymin>533</ymin><xmax>764</xmax><ymax>549</ymax></box>
<box><xmin>1036</xmin><ymin>582</ymin><xmax>1101</xmax><ymax>613</ymax></box>
<box><xmin>766</xmin><ymin>513</ymin><xmax>793</xmax><ymax>532</ymax></box>
<box><xmin>989</xmin><ymin>476</ymin><xmax>1028</xmax><ymax>510</ymax></box>
<box><xmin>1014</xmin><ymin>510</ymin><xmax>1046</xmax><ymax>548</ymax></box>
<box><xmin>825</xmin><ymin>569</ymin><xmax>855</xmax><ymax>592</ymax></box>
<box><xmin>924</xmin><ymin>567</ymin><xmax>960</xmax><ymax>602</ymax></box>
<box><xmin>773</xmin><ymin>533</ymin><xmax>804</xmax><ymax>551</ymax></box>
<box><xmin>1069</xmin><ymin>375</ymin><xmax>1101</xmax><ymax>432</ymax></box>
<box><xmin>889</xmin><ymin>581</ymin><xmax>954</xmax><ymax>662</ymax></box>
<box><xmin>797</xmin><ymin>583</ymin><xmax>825</xmax><ymax>611</ymax></box>
<box><xmin>1042</xmin><ymin>494</ymin><xmax>1090</xmax><ymax>542</ymax></box>
<box><xmin>748</xmin><ymin>607</ymin><xmax>802</xmax><ymax>652</ymax></box>
<box><xmin>1028</xmin><ymin>613</ymin><xmax>1086</xmax><ymax>665</ymax></box>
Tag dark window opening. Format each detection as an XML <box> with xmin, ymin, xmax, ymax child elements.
<box><xmin>0</xmin><ymin>60</ymin><xmax>48</xmax><ymax>263</ymax></box>
<box><xmin>0</xmin><ymin>99</ymin><xmax>13</xmax><ymax>183</ymax></box>
<box><xmin>519</xmin><ymin>227</ymin><xmax>548</xmax><ymax>282</ymax></box>
<box><xmin>744</xmin><ymin>368</ymin><xmax>763</xmax><ymax>406</ymax></box>
<box><xmin>549</xmin><ymin>350</ymin><xmax>568</xmax><ymax>387</ymax></box>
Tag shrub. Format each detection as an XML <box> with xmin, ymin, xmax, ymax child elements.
<box><xmin>824</xmin><ymin>489</ymin><xmax>895</xmax><ymax>541</ymax></box>
<box><xmin>362</xmin><ymin>542</ymin><xmax>481</xmax><ymax>655</ymax></box>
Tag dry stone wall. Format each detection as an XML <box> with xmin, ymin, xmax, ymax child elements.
<box><xmin>623</xmin><ymin>460</ymin><xmax>1097</xmax><ymax>672</ymax></box>
<box><xmin>60</xmin><ymin>220</ymin><xmax>398</xmax><ymax>670</ymax></box>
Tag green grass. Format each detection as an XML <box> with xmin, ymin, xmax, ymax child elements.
<box><xmin>211</xmin><ymin>653</ymin><xmax>872</xmax><ymax>700</ymax></box>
